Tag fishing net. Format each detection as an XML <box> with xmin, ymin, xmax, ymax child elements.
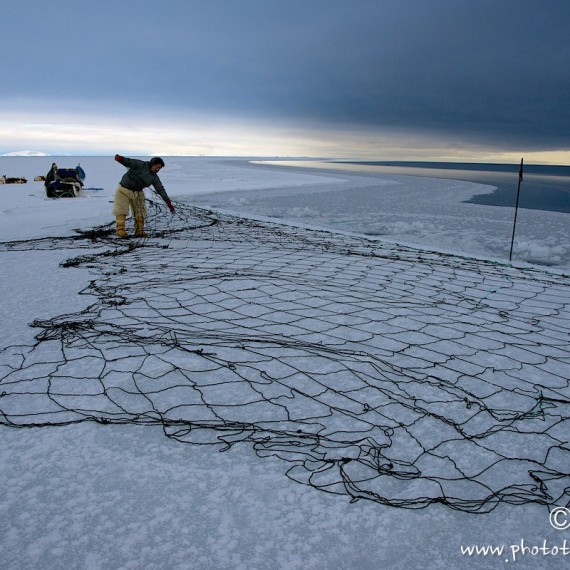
<box><xmin>1</xmin><ymin>200</ymin><xmax>569</xmax><ymax>512</ymax></box>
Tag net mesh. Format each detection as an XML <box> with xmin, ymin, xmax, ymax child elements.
<box><xmin>1</xmin><ymin>200</ymin><xmax>569</xmax><ymax>512</ymax></box>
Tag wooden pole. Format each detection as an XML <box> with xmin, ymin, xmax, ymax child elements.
<box><xmin>509</xmin><ymin>158</ymin><xmax>524</xmax><ymax>262</ymax></box>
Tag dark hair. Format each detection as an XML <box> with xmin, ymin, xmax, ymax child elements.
<box><xmin>149</xmin><ymin>157</ymin><xmax>165</xmax><ymax>168</ymax></box>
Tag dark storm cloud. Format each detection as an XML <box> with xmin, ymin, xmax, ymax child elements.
<box><xmin>2</xmin><ymin>0</ymin><xmax>569</xmax><ymax>152</ymax></box>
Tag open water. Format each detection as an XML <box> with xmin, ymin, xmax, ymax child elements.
<box><xmin>334</xmin><ymin>161</ymin><xmax>570</xmax><ymax>214</ymax></box>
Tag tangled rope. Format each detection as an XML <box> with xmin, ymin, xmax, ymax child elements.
<box><xmin>1</xmin><ymin>200</ymin><xmax>569</xmax><ymax>512</ymax></box>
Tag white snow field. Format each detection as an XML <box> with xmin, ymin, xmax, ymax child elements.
<box><xmin>0</xmin><ymin>156</ymin><xmax>569</xmax><ymax>569</ymax></box>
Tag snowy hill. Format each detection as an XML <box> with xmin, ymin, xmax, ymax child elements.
<box><xmin>1</xmin><ymin>150</ymin><xmax>51</xmax><ymax>157</ymax></box>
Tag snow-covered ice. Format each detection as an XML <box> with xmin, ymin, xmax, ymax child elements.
<box><xmin>1</xmin><ymin>157</ymin><xmax>569</xmax><ymax>569</ymax></box>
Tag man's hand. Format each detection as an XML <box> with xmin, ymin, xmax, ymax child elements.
<box><xmin>166</xmin><ymin>200</ymin><xmax>175</xmax><ymax>214</ymax></box>
<box><xmin>114</xmin><ymin>154</ymin><xmax>125</xmax><ymax>164</ymax></box>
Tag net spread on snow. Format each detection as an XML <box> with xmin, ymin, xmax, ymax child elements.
<box><xmin>1</xmin><ymin>202</ymin><xmax>569</xmax><ymax>512</ymax></box>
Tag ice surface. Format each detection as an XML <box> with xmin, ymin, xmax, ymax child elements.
<box><xmin>1</xmin><ymin>157</ymin><xmax>569</xmax><ymax>569</ymax></box>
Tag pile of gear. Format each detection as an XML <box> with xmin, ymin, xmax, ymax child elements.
<box><xmin>44</xmin><ymin>163</ymin><xmax>86</xmax><ymax>198</ymax></box>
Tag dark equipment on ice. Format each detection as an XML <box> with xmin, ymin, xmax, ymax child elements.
<box><xmin>45</xmin><ymin>163</ymin><xmax>86</xmax><ymax>198</ymax></box>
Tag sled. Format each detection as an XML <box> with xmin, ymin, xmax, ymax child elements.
<box><xmin>45</xmin><ymin>165</ymin><xmax>85</xmax><ymax>198</ymax></box>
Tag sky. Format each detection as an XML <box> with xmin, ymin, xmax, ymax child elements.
<box><xmin>2</xmin><ymin>0</ymin><xmax>570</xmax><ymax>163</ymax></box>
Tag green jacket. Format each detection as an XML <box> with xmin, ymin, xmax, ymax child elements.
<box><xmin>118</xmin><ymin>157</ymin><xmax>170</xmax><ymax>204</ymax></box>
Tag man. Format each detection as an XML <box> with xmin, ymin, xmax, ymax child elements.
<box><xmin>113</xmin><ymin>155</ymin><xmax>175</xmax><ymax>238</ymax></box>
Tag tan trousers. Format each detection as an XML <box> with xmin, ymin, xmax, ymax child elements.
<box><xmin>112</xmin><ymin>185</ymin><xmax>147</xmax><ymax>218</ymax></box>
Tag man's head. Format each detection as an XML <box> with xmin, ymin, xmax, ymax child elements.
<box><xmin>149</xmin><ymin>157</ymin><xmax>165</xmax><ymax>173</ymax></box>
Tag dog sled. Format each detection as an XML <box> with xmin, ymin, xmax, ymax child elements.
<box><xmin>45</xmin><ymin>163</ymin><xmax>85</xmax><ymax>198</ymax></box>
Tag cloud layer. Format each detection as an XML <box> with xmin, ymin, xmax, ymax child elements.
<box><xmin>2</xmin><ymin>0</ymin><xmax>569</xmax><ymax>159</ymax></box>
